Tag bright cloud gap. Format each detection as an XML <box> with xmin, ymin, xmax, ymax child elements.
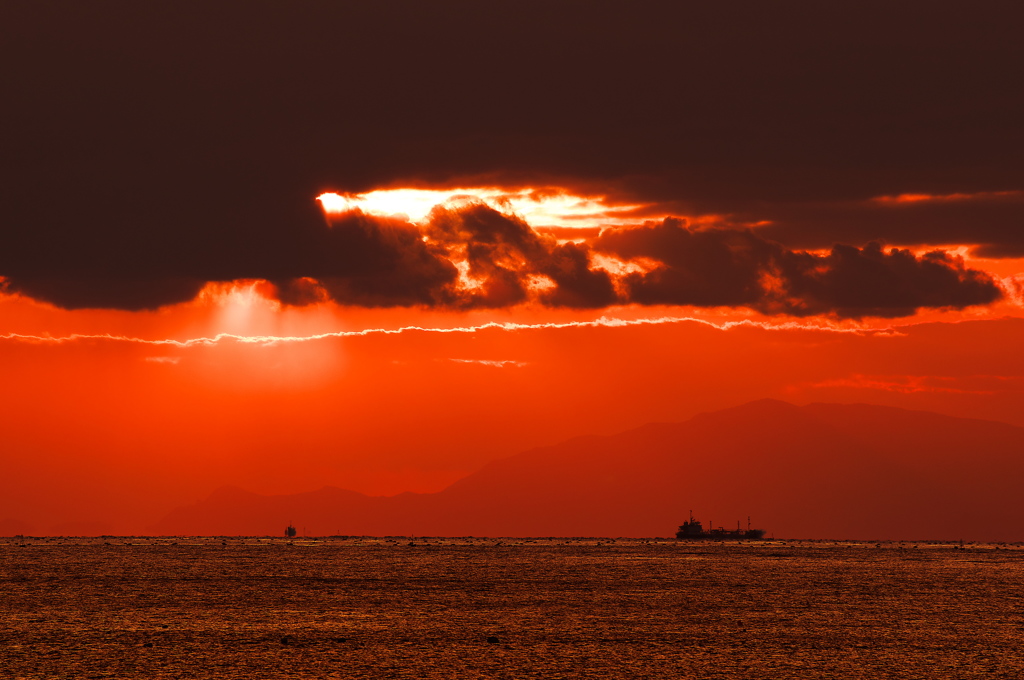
<box><xmin>316</xmin><ymin>187</ymin><xmax>648</xmax><ymax>229</ymax></box>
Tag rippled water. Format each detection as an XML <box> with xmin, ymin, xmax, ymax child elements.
<box><xmin>1</xmin><ymin>537</ymin><xmax>1022</xmax><ymax>678</ymax></box>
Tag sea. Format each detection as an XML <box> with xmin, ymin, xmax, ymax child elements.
<box><xmin>1</xmin><ymin>537</ymin><xmax>1022</xmax><ymax>679</ymax></box>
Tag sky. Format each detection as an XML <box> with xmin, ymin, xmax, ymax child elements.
<box><xmin>1</xmin><ymin>2</ymin><xmax>1023</xmax><ymax>535</ymax></box>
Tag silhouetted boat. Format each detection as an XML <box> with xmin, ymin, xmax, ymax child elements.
<box><xmin>677</xmin><ymin>513</ymin><xmax>765</xmax><ymax>540</ymax></box>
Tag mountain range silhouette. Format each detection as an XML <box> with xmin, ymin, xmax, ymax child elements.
<box><xmin>152</xmin><ymin>400</ymin><xmax>1024</xmax><ymax>540</ymax></box>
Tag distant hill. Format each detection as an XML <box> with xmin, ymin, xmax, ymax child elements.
<box><xmin>151</xmin><ymin>400</ymin><xmax>1024</xmax><ymax>540</ymax></box>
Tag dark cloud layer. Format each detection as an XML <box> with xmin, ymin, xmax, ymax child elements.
<box><xmin>0</xmin><ymin>1</ymin><xmax>1021</xmax><ymax>312</ymax></box>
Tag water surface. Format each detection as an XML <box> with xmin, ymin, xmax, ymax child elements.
<box><xmin>2</xmin><ymin>538</ymin><xmax>1021</xmax><ymax>678</ymax></box>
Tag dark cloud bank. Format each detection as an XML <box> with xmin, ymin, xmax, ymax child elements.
<box><xmin>0</xmin><ymin>1</ymin><xmax>1020</xmax><ymax>314</ymax></box>
<box><xmin>4</xmin><ymin>200</ymin><xmax>1000</xmax><ymax>319</ymax></box>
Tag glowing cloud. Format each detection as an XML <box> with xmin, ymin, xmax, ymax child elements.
<box><xmin>317</xmin><ymin>187</ymin><xmax>649</xmax><ymax>229</ymax></box>
<box><xmin>871</xmin><ymin>190</ymin><xmax>1024</xmax><ymax>205</ymax></box>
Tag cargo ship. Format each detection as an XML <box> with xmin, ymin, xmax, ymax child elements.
<box><xmin>676</xmin><ymin>513</ymin><xmax>765</xmax><ymax>540</ymax></box>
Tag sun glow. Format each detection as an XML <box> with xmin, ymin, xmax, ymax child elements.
<box><xmin>317</xmin><ymin>187</ymin><xmax>649</xmax><ymax>229</ymax></box>
<box><xmin>196</xmin><ymin>280</ymin><xmax>280</xmax><ymax>310</ymax></box>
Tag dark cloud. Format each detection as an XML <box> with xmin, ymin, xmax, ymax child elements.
<box><xmin>594</xmin><ymin>219</ymin><xmax>772</xmax><ymax>307</ymax></box>
<box><xmin>313</xmin><ymin>211</ymin><xmax>458</xmax><ymax>308</ymax></box>
<box><xmin>536</xmin><ymin>241</ymin><xmax>617</xmax><ymax>309</ymax></box>
<box><xmin>594</xmin><ymin>220</ymin><xmax>1003</xmax><ymax>319</ymax></box>
<box><xmin>773</xmin><ymin>244</ymin><xmax>1004</xmax><ymax>318</ymax></box>
<box><xmin>0</xmin><ymin>2</ymin><xmax>1021</xmax><ymax>309</ymax></box>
